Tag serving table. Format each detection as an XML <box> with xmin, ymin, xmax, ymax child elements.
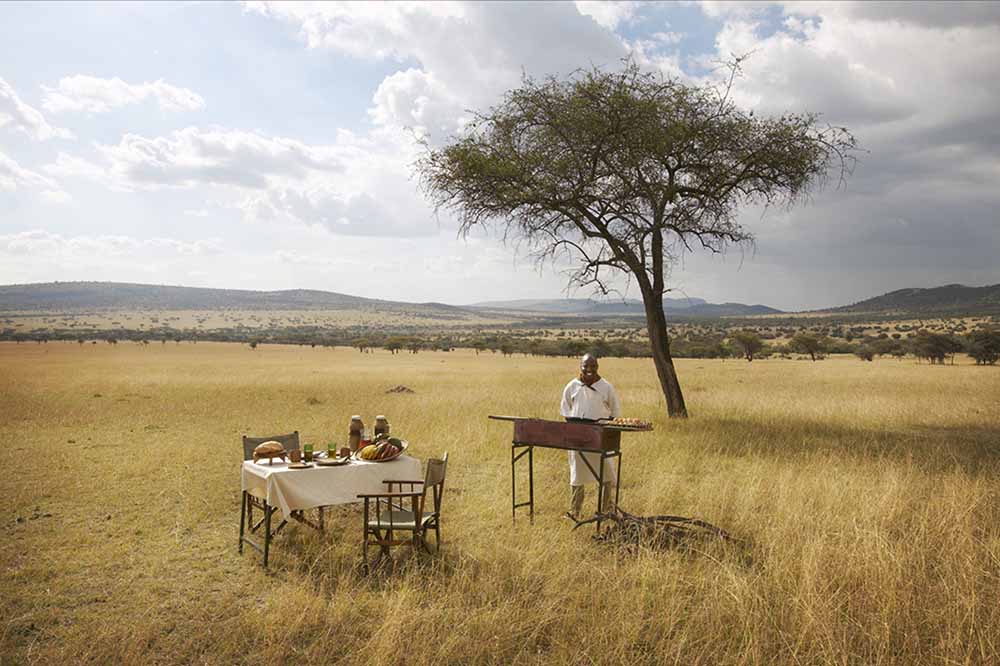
<box><xmin>489</xmin><ymin>416</ymin><xmax>647</xmax><ymax>530</ymax></box>
<box><xmin>239</xmin><ymin>455</ymin><xmax>422</xmax><ymax>567</ymax></box>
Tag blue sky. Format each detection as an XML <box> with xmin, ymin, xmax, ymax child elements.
<box><xmin>1</xmin><ymin>1</ymin><xmax>998</xmax><ymax>310</ymax></box>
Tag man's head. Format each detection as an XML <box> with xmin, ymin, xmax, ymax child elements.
<box><xmin>579</xmin><ymin>353</ymin><xmax>600</xmax><ymax>384</ymax></box>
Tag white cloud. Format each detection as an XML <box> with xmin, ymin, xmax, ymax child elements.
<box><xmin>368</xmin><ymin>68</ymin><xmax>467</xmax><ymax>137</ymax></box>
<box><xmin>96</xmin><ymin>126</ymin><xmax>342</xmax><ymax>190</ymax></box>
<box><xmin>244</xmin><ymin>1</ymin><xmax>467</xmax><ymax>56</ymax></box>
<box><xmin>678</xmin><ymin>1</ymin><xmax>1000</xmax><ymax>306</ymax></box>
<box><xmin>43</xmin><ymin>152</ymin><xmax>106</xmax><ymax>180</ymax></box>
<box><xmin>40</xmin><ymin>189</ymin><xmax>72</xmax><ymax>204</ymax></box>
<box><xmin>780</xmin><ymin>1</ymin><xmax>1000</xmax><ymax>28</ymax></box>
<box><xmin>625</xmin><ymin>34</ymin><xmax>685</xmax><ymax>77</ymax></box>
<box><xmin>0</xmin><ymin>229</ymin><xmax>223</xmax><ymax>258</ymax></box>
<box><xmin>574</xmin><ymin>1</ymin><xmax>640</xmax><ymax>29</ymax></box>
<box><xmin>237</xmin><ymin>125</ymin><xmax>441</xmax><ymax>237</ymax></box>
<box><xmin>0</xmin><ymin>150</ymin><xmax>59</xmax><ymax>191</ymax></box>
<box><xmin>0</xmin><ymin>77</ymin><xmax>72</xmax><ymax>140</ymax></box>
<box><xmin>241</xmin><ymin>184</ymin><xmax>435</xmax><ymax>238</ymax></box>
<box><xmin>42</xmin><ymin>75</ymin><xmax>205</xmax><ymax>114</ymax></box>
<box><xmin>697</xmin><ymin>1</ymin><xmax>771</xmax><ymax>19</ymax></box>
<box><xmin>247</xmin><ymin>1</ymin><xmax>626</xmax><ymax>139</ymax></box>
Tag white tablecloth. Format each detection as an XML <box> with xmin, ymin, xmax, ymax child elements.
<box><xmin>241</xmin><ymin>455</ymin><xmax>423</xmax><ymax>518</ymax></box>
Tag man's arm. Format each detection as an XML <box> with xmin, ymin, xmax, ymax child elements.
<box><xmin>607</xmin><ymin>384</ymin><xmax>622</xmax><ymax>419</ymax></box>
<box><xmin>560</xmin><ymin>381</ymin><xmax>574</xmax><ymax>417</ymax></box>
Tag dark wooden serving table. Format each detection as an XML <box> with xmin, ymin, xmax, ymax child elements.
<box><xmin>488</xmin><ymin>415</ymin><xmax>649</xmax><ymax>530</ymax></box>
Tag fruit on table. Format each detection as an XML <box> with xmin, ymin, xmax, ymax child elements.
<box><xmin>253</xmin><ymin>441</ymin><xmax>287</xmax><ymax>464</ymax></box>
<box><xmin>359</xmin><ymin>441</ymin><xmax>402</xmax><ymax>460</ymax></box>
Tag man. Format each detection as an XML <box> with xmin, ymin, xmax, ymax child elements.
<box><xmin>560</xmin><ymin>353</ymin><xmax>621</xmax><ymax>519</ymax></box>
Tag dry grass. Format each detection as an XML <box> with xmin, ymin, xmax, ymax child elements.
<box><xmin>2</xmin><ymin>343</ymin><xmax>999</xmax><ymax>665</ymax></box>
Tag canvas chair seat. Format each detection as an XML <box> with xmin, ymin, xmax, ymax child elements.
<box><xmin>368</xmin><ymin>509</ymin><xmax>436</xmax><ymax>531</ymax></box>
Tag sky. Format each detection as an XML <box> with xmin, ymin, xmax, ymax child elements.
<box><xmin>0</xmin><ymin>1</ymin><xmax>997</xmax><ymax>311</ymax></box>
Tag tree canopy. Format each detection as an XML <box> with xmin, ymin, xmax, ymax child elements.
<box><xmin>418</xmin><ymin>60</ymin><xmax>857</xmax><ymax>417</ymax></box>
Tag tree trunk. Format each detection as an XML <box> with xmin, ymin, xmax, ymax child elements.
<box><xmin>641</xmin><ymin>290</ymin><xmax>688</xmax><ymax>418</ymax></box>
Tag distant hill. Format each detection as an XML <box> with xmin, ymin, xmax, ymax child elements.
<box><xmin>0</xmin><ymin>282</ymin><xmax>785</xmax><ymax>319</ymax></box>
<box><xmin>0</xmin><ymin>281</ymin><xmax>471</xmax><ymax>317</ymax></box>
<box><xmin>468</xmin><ymin>296</ymin><xmax>781</xmax><ymax>317</ymax></box>
<box><xmin>830</xmin><ymin>283</ymin><xmax>1000</xmax><ymax>315</ymax></box>
<box><xmin>4</xmin><ymin>280</ymin><xmax>995</xmax><ymax>321</ymax></box>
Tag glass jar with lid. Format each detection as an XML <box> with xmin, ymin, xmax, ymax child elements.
<box><xmin>349</xmin><ymin>415</ymin><xmax>364</xmax><ymax>453</ymax></box>
<box><xmin>374</xmin><ymin>415</ymin><xmax>390</xmax><ymax>438</ymax></box>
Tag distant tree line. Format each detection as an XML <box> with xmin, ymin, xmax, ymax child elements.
<box><xmin>3</xmin><ymin>324</ymin><xmax>998</xmax><ymax>365</ymax></box>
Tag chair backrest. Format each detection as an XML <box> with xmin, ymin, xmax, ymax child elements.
<box><xmin>422</xmin><ymin>452</ymin><xmax>448</xmax><ymax>515</ymax></box>
<box><xmin>242</xmin><ymin>431</ymin><xmax>300</xmax><ymax>461</ymax></box>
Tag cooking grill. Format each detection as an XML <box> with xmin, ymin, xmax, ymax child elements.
<box><xmin>489</xmin><ymin>416</ymin><xmax>650</xmax><ymax>529</ymax></box>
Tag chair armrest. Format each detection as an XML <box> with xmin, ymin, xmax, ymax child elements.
<box><xmin>382</xmin><ymin>479</ymin><xmax>424</xmax><ymax>485</ymax></box>
<box><xmin>357</xmin><ymin>491</ymin><xmax>423</xmax><ymax>499</ymax></box>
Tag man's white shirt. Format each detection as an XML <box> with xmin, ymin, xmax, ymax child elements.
<box><xmin>560</xmin><ymin>377</ymin><xmax>621</xmax><ymax>486</ymax></box>
<box><xmin>560</xmin><ymin>377</ymin><xmax>621</xmax><ymax>422</ymax></box>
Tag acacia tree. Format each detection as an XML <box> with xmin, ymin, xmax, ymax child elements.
<box><xmin>790</xmin><ymin>332</ymin><xmax>826</xmax><ymax>361</ymax></box>
<box><xmin>967</xmin><ymin>330</ymin><xmax>1000</xmax><ymax>365</ymax></box>
<box><xmin>418</xmin><ymin>61</ymin><xmax>856</xmax><ymax>417</ymax></box>
<box><xmin>732</xmin><ymin>330</ymin><xmax>764</xmax><ymax>362</ymax></box>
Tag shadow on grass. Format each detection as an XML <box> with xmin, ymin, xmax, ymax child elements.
<box><xmin>702</xmin><ymin>417</ymin><xmax>1000</xmax><ymax>474</ymax></box>
<box><xmin>573</xmin><ymin>507</ymin><xmax>758</xmax><ymax>569</ymax></box>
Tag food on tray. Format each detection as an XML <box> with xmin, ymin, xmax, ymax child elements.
<box><xmin>253</xmin><ymin>441</ymin><xmax>287</xmax><ymax>464</ymax></box>
<box><xmin>604</xmin><ymin>417</ymin><xmax>653</xmax><ymax>429</ymax></box>
<box><xmin>358</xmin><ymin>439</ymin><xmax>404</xmax><ymax>461</ymax></box>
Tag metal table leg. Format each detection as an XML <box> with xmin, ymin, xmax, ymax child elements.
<box><xmin>511</xmin><ymin>444</ymin><xmax>533</xmax><ymax>522</ymax></box>
<box><xmin>597</xmin><ymin>452</ymin><xmax>605</xmax><ymax>533</ymax></box>
<box><xmin>239</xmin><ymin>490</ymin><xmax>247</xmax><ymax>554</ymax></box>
<box><xmin>528</xmin><ymin>445</ymin><xmax>534</xmax><ymax>523</ymax></box>
<box><xmin>263</xmin><ymin>503</ymin><xmax>272</xmax><ymax>568</ymax></box>
<box><xmin>615</xmin><ymin>451</ymin><xmax>622</xmax><ymax>510</ymax></box>
<box><xmin>511</xmin><ymin>442</ymin><xmax>516</xmax><ymax>521</ymax></box>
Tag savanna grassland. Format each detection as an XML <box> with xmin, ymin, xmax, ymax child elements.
<box><xmin>2</xmin><ymin>342</ymin><xmax>999</xmax><ymax>665</ymax></box>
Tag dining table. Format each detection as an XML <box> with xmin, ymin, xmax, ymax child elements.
<box><xmin>240</xmin><ymin>453</ymin><xmax>423</xmax><ymax>566</ymax></box>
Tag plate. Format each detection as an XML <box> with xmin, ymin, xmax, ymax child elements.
<box><xmin>352</xmin><ymin>439</ymin><xmax>409</xmax><ymax>462</ymax></box>
<box><xmin>316</xmin><ymin>457</ymin><xmax>350</xmax><ymax>467</ymax></box>
<box><xmin>288</xmin><ymin>462</ymin><xmax>312</xmax><ymax>469</ymax></box>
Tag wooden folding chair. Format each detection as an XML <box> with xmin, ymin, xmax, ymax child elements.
<box><xmin>358</xmin><ymin>453</ymin><xmax>448</xmax><ymax>572</ymax></box>
<box><xmin>238</xmin><ymin>431</ymin><xmax>325</xmax><ymax>567</ymax></box>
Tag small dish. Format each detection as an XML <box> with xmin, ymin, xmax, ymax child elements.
<box><xmin>288</xmin><ymin>462</ymin><xmax>312</xmax><ymax>469</ymax></box>
<box><xmin>316</xmin><ymin>457</ymin><xmax>349</xmax><ymax>467</ymax></box>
